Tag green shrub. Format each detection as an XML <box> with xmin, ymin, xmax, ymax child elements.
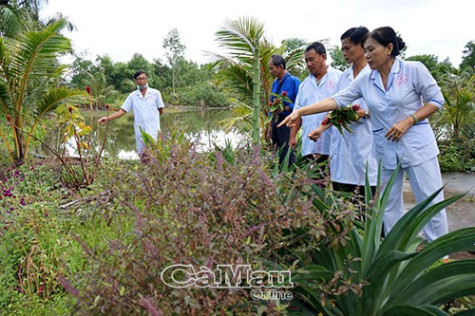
<box><xmin>62</xmin><ymin>130</ymin><xmax>356</xmax><ymax>315</ymax></box>
<box><xmin>0</xmin><ymin>160</ymin><xmax>133</xmax><ymax>314</ymax></box>
<box><xmin>438</xmin><ymin>136</ymin><xmax>475</xmax><ymax>172</ymax></box>
<box><xmin>285</xmin><ymin>166</ymin><xmax>475</xmax><ymax>315</ymax></box>
<box><xmin>180</xmin><ymin>82</ymin><xmax>230</xmax><ymax>107</ymax></box>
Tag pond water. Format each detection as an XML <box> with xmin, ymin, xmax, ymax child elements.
<box><xmin>59</xmin><ymin>109</ymin><xmax>248</xmax><ymax>160</ymax></box>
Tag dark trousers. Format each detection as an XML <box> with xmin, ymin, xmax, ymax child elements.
<box><xmin>272</xmin><ymin>115</ymin><xmax>295</xmax><ymax>166</ymax></box>
<box><xmin>332</xmin><ymin>182</ymin><xmax>376</xmax><ymax>197</ymax></box>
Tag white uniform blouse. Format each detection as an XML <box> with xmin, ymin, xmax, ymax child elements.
<box><xmin>333</xmin><ymin>59</ymin><xmax>443</xmax><ymax>170</ymax></box>
<box><xmin>294</xmin><ymin>67</ymin><xmax>342</xmax><ymax>156</ymax></box>
<box><xmin>121</xmin><ymin>87</ymin><xmax>165</xmax><ymax>153</ymax></box>
<box><xmin>330</xmin><ymin>65</ymin><xmax>377</xmax><ymax>185</ymax></box>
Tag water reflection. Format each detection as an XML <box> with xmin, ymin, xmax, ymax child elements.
<box><xmin>186</xmin><ymin>129</ymin><xmax>247</xmax><ymax>151</ymax></box>
<box><xmin>114</xmin><ymin>129</ymin><xmax>247</xmax><ymax>160</ymax></box>
<box><xmin>61</xmin><ymin>109</ymin><xmax>247</xmax><ymax>160</ymax></box>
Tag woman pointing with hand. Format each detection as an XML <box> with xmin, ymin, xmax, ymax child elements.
<box><xmin>279</xmin><ymin>26</ymin><xmax>448</xmax><ymax>241</ymax></box>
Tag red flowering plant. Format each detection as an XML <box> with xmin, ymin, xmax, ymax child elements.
<box><xmin>322</xmin><ymin>104</ymin><xmax>362</xmax><ymax>134</ymax></box>
<box><xmin>269</xmin><ymin>90</ymin><xmax>292</xmax><ymax>114</ymax></box>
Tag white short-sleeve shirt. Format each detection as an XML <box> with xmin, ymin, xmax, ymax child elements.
<box><xmin>294</xmin><ymin>67</ymin><xmax>342</xmax><ymax>156</ymax></box>
<box><xmin>330</xmin><ymin>65</ymin><xmax>377</xmax><ymax>185</ymax></box>
<box><xmin>333</xmin><ymin>59</ymin><xmax>443</xmax><ymax>170</ymax></box>
<box><xmin>121</xmin><ymin>87</ymin><xmax>165</xmax><ymax>153</ymax></box>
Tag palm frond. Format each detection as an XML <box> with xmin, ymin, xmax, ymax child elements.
<box><xmin>35</xmin><ymin>86</ymin><xmax>87</xmax><ymax>116</ymax></box>
<box><xmin>285</xmin><ymin>45</ymin><xmax>306</xmax><ymax>72</ymax></box>
<box><xmin>217</xmin><ymin>63</ymin><xmax>253</xmax><ymax>99</ymax></box>
<box><xmin>217</xmin><ymin>102</ymin><xmax>252</xmax><ymax>131</ymax></box>
<box><xmin>0</xmin><ymin>4</ymin><xmax>29</xmax><ymax>37</ymax></box>
<box><xmin>24</xmin><ymin>87</ymin><xmax>86</xmax><ymax>158</ymax></box>
<box><xmin>8</xmin><ymin>18</ymin><xmax>71</xmax><ymax>91</ymax></box>
<box><xmin>215</xmin><ymin>17</ymin><xmax>265</xmax><ymax>59</ymax></box>
<box><xmin>0</xmin><ymin>81</ymin><xmax>12</xmax><ymax>116</ymax></box>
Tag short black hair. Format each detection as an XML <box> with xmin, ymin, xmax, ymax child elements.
<box><xmin>134</xmin><ymin>70</ymin><xmax>147</xmax><ymax>79</ymax></box>
<box><xmin>270</xmin><ymin>54</ymin><xmax>286</xmax><ymax>69</ymax></box>
<box><xmin>340</xmin><ymin>26</ymin><xmax>369</xmax><ymax>44</ymax></box>
<box><xmin>305</xmin><ymin>41</ymin><xmax>326</xmax><ymax>56</ymax></box>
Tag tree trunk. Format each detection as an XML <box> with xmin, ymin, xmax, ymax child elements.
<box><xmin>252</xmin><ymin>45</ymin><xmax>261</xmax><ymax>145</ymax></box>
<box><xmin>14</xmin><ymin>124</ymin><xmax>24</xmax><ymax>161</ymax></box>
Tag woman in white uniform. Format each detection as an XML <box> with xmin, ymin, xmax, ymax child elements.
<box><xmin>308</xmin><ymin>26</ymin><xmax>378</xmax><ymax>197</ymax></box>
<box><xmin>279</xmin><ymin>26</ymin><xmax>448</xmax><ymax>242</ymax></box>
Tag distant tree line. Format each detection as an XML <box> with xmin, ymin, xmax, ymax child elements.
<box><xmin>68</xmin><ymin>33</ymin><xmax>231</xmax><ymax>109</ymax></box>
<box><xmin>0</xmin><ymin>1</ymin><xmax>473</xmax><ymax>165</ymax></box>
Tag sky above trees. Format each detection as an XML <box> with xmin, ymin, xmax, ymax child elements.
<box><xmin>41</xmin><ymin>0</ymin><xmax>473</xmax><ymax>67</ymax></box>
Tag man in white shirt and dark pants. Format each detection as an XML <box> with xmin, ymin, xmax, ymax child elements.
<box><xmin>98</xmin><ymin>70</ymin><xmax>164</xmax><ymax>158</ymax></box>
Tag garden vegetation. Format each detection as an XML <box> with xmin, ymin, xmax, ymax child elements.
<box><xmin>0</xmin><ymin>1</ymin><xmax>474</xmax><ymax>315</ymax></box>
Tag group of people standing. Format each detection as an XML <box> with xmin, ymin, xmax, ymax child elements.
<box><xmin>98</xmin><ymin>25</ymin><xmax>448</xmax><ymax>243</ymax></box>
<box><xmin>271</xmin><ymin>26</ymin><xmax>448</xmax><ymax>242</ymax></box>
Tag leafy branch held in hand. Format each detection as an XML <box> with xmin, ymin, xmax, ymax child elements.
<box><xmin>322</xmin><ymin>104</ymin><xmax>363</xmax><ymax>134</ymax></box>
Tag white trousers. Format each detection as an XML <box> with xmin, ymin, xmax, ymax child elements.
<box><xmin>381</xmin><ymin>157</ymin><xmax>448</xmax><ymax>242</ymax></box>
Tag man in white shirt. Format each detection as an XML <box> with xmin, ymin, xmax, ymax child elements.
<box><xmin>98</xmin><ymin>70</ymin><xmax>164</xmax><ymax>156</ymax></box>
<box><xmin>291</xmin><ymin>42</ymin><xmax>341</xmax><ymax>171</ymax></box>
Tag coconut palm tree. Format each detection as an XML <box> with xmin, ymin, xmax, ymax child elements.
<box><xmin>210</xmin><ymin>17</ymin><xmax>305</xmax><ymax>144</ymax></box>
<box><xmin>0</xmin><ymin>17</ymin><xmax>85</xmax><ymax>162</ymax></box>
<box><xmin>213</xmin><ymin>17</ymin><xmax>265</xmax><ymax>144</ymax></box>
<box><xmin>0</xmin><ymin>0</ymin><xmax>73</xmax><ymax>36</ymax></box>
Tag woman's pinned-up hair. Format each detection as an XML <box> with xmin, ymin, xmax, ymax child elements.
<box><xmin>362</xmin><ymin>26</ymin><xmax>406</xmax><ymax>57</ymax></box>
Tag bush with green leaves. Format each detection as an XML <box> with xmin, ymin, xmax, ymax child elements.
<box><xmin>178</xmin><ymin>82</ymin><xmax>230</xmax><ymax>107</ymax></box>
<box><xmin>3</xmin><ymin>130</ymin><xmax>473</xmax><ymax>315</ymax></box>
<box><xmin>0</xmin><ymin>158</ymin><xmax>137</xmax><ymax>314</ymax></box>
<box><xmin>0</xmin><ymin>160</ymin><xmax>74</xmax><ymax>313</ymax></box>
<box><xmin>60</xmin><ymin>129</ymin><xmax>358</xmax><ymax>315</ymax></box>
<box><xmin>437</xmin><ymin>126</ymin><xmax>475</xmax><ymax>172</ymax></box>
<box><xmin>286</xmin><ymin>167</ymin><xmax>475</xmax><ymax>315</ymax></box>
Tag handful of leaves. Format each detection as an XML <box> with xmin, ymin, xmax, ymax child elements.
<box><xmin>322</xmin><ymin>104</ymin><xmax>361</xmax><ymax>134</ymax></box>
